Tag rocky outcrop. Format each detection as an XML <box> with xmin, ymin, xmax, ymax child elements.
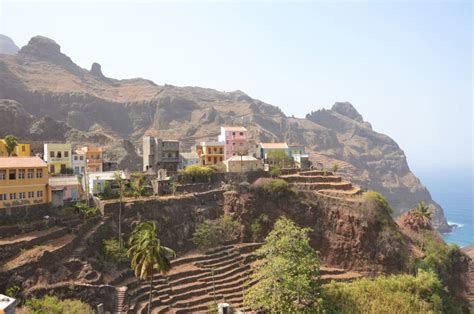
<box><xmin>0</xmin><ymin>35</ymin><xmax>451</xmax><ymax>231</ymax></box>
<box><xmin>0</xmin><ymin>34</ymin><xmax>19</xmax><ymax>55</ymax></box>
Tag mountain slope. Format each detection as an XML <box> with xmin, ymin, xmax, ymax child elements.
<box><xmin>0</xmin><ymin>35</ymin><xmax>450</xmax><ymax>232</ymax></box>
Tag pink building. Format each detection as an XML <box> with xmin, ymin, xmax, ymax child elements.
<box><xmin>218</xmin><ymin>126</ymin><xmax>248</xmax><ymax>160</ymax></box>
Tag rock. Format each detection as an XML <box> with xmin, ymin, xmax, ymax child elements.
<box><xmin>331</xmin><ymin>102</ymin><xmax>364</xmax><ymax>122</ymax></box>
<box><xmin>0</xmin><ymin>34</ymin><xmax>19</xmax><ymax>54</ymax></box>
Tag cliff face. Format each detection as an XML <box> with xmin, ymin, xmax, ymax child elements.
<box><xmin>0</xmin><ymin>35</ymin><xmax>19</xmax><ymax>55</ymax></box>
<box><xmin>224</xmin><ymin>189</ymin><xmax>411</xmax><ymax>273</ymax></box>
<box><xmin>0</xmin><ymin>35</ymin><xmax>450</xmax><ymax>231</ymax></box>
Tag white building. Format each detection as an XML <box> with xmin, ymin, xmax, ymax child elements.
<box><xmin>179</xmin><ymin>152</ymin><xmax>200</xmax><ymax>170</ymax></box>
<box><xmin>223</xmin><ymin>155</ymin><xmax>264</xmax><ymax>173</ymax></box>
<box><xmin>85</xmin><ymin>171</ymin><xmax>126</xmax><ymax>195</ymax></box>
<box><xmin>72</xmin><ymin>150</ymin><xmax>86</xmax><ymax>175</ymax></box>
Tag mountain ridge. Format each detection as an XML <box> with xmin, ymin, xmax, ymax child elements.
<box><xmin>0</xmin><ymin>34</ymin><xmax>451</xmax><ymax>232</ymax></box>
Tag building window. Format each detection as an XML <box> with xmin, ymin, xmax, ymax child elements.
<box><xmin>232</xmin><ymin>142</ymin><xmax>235</xmax><ymax>146</ymax></box>
<box><xmin>57</xmin><ymin>152</ymin><xmax>62</xmax><ymax>158</ymax></box>
<box><xmin>226</xmin><ymin>140</ymin><xmax>229</xmax><ymax>144</ymax></box>
<box><xmin>74</xmin><ymin>155</ymin><xmax>78</xmax><ymax>161</ymax></box>
<box><xmin>220</xmin><ymin>157</ymin><xmax>223</xmax><ymax>161</ymax></box>
<box><xmin>37</xmin><ymin>191</ymin><xmax>43</xmax><ymax>198</ymax></box>
<box><xmin>219</xmin><ymin>148</ymin><xmax>223</xmax><ymax>154</ymax></box>
<box><xmin>213</xmin><ymin>147</ymin><xmax>217</xmax><ymax>152</ymax></box>
<box><xmin>64</xmin><ymin>151</ymin><xmax>69</xmax><ymax>158</ymax></box>
<box><xmin>10</xmin><ymin>193</ymin><xmax>16</xmax><ymax>200</ymax></box>
<box><xmin>0</xmin><ymin>194</ymin><xmax>6</xmax><ymax>200</ymax></box>
<box><xmin>240</xmin><ymin>132</ymin><xmax>244</xmax><ymax>136</ymax></box>
<box><xmin>28</xmin><ymin>191</ymin><xmax>34</xmax><ymax>198</ymax></box>
<box><xmin>208</xmin><ymin>148</ymin><xmax>211</xmax><ymax>154</ymax></box>
<box><xmin>21</xmin><ymin>146</ymin><xmax>26</xmax><ymax>152</ymax></box>
<box><xmin>19</xmin><ymin>192</ymin><xmax>25</xmax><ymax>199</ymax></box>
<box><xmin>79</xmin><ymin>156</ymin><xmax>84</xmax><ymax>161</ymax></box>
<box><xmin>0</xmin><ymin>170</ymin><xmax>6</xmax><ymax>180</ymax></box>
<box><xmin>75</xmin><ymin>167</ymin><xmax>79</xmax><ymax>173</ymax></box>
<box><xmin>19</xmin><ymin>169</ymin><xmax>25</xmax><ymax>179</ymax></box>
<box><xmin>28</xmin><ymin>169</ymin><xmax>34</xmax><ymax>179</ymax></box>
<box><xmin>207</xmin><ymin>157</ymin><xmax>211</xmax><ymax>162</ymax></box>
<box><xmin>232</xmin><ymin>132</ymin><xmax>235</xmax><ymax>136</ymax></box>
<box><xmin>50</xmin><ymin>151</ymin><xmax>55</xmax><ymax>158</ymax></box>
<box><xmin>81</xmin><ymin>167</ymin><xmax>85</xmax><ymax>173</ymax></box>
<box><xmin>50</xmin><ymin>165</ymin><xmax>55</xmax><ymax>173</ymax></box>
<box><xmin>9</xmin><ymin>170</ymin><xmax>16</xmax><ymax>180</ymax></box>
<box><xmin>36</xmin><ymin>169</ymin><xmax>43</xmax><ymax>178</ymax></box>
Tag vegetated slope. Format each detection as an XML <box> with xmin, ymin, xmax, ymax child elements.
<box><xmin>0</xmin><ymin>34</ymin><xmax>449</xmax><ymax>232</ymax></box>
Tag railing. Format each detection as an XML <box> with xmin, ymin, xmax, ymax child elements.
<box><xmin>49</xmin><ymin>157</ymin><xmax>71</xmax><ymax>162</ymax></box>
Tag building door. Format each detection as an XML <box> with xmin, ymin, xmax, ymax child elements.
<box><xmin>50</xmin><ymin>164</ymin><xmax>55</xmax><ymax>173</ymax></box>
<box><xmin>61</xmin><ymin>164</ymin><xmax>66</xmax><ymax>173</ymax></box>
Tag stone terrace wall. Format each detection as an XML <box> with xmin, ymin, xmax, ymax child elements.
<box><xmin>97</xmin><ymin>190</ymin><xmax>225</xmax><ymax>252</ymax></box>
<box><xmin>0</xmin><ymin>203</ymin><xmax>52</xmax><ymax>221</ymax></box>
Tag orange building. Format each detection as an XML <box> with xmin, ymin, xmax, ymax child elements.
<box><xmin>197</xmin><ymin>141</ymin><xmax>225</xmax><ymax>165</ymax></box>
<box><xmin>0</xmin><ymin>157</ymin><xmax>51</xmax><ymax>209</ymax></box>
<box><xmin>81</xmin><ymin>146</ymin><xmax>103</xmax><ymax>172</ymax></box>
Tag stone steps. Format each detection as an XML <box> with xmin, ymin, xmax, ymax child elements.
<box><xmin>289</xmin><ymin>181</ymin><xmax>353</xmax><ymax>191</ymax></box>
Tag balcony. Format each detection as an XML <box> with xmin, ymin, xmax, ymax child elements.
<box><xmin>49</xmin><ymin>157</ymin><xmax>70</xmax><ymax>162</ymax></box>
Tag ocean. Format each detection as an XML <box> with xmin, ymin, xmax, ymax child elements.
<box><xmin>415</xmin><ymin>167</ymin><xmax>473</xmax><ymax>248</ymax></box>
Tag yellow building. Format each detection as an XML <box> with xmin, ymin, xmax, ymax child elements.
<box><xmin>43</xmin><ymin>143</ymin><xmax>73</xmax><ymax>174</ymax></box>
<box><xmin>81</xmin><ymin>146</ymin><xmax>103</xmax><ymax>172</ymax></box>
<box><xmin>197</xmin><ymin>141</ymin><xmax>225</xmax><ymax>165</ymax></box>
<box><xmin>0</xmin><ymin>139</ymin><xmax>31</xmax><ymax>157</ymax></box>
<box><xmin>0</xmin><ymin>157</ymin><xmax>51</xmax><ymax>209</ymax></box>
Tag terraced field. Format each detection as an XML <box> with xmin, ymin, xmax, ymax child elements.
<box><xmin>111</xmin><ymin>243</ymin><xmax>362</xmax><ymax>314</ymax></box>
<box><xmin>280</xmin><ymin>170</ymin><xmax>363</xmax><ymax>199</ymax></box>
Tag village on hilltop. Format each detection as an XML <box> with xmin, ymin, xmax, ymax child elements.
<box><xmin>0</xmin><ymin>125</ymin><xmax>317</xmax><ymax>211</ymax></box>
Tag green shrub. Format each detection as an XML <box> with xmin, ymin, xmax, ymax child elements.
<box><xmin>25</xmin><ymin>296</ymin><xmax>94</xmax><ymax>314</ymax></box>
<box><xmin>181</xmin><ymin>165</ymin><xmax>214</xmax><ymax>182</ymax></box>
<box><xmin>322</xmin><ymin>270</ymin><xmax>443</xmax><ymax>313</ymax></box>
<box><xmin>269</xmin><ymin>166</ymin><xmax>281</xmax><ymax>177</ymax></box>
<box><xmin>74</xmin><ymin>202</ymin><xmax>98</xmax><ymax>218</ymax></box>
<box><xmin>192</xmin><ymin>215</ymin><xmax>240</xmax><ymax>249</ymax></box>
<box><xmin>103</xmin><ymin>239</ymin><xmax>128</xmax><ymax>263</ymax></box>
<box><xmin>364</xmin><ymin>191</ymin><xmax>392</xmax><ymax>214</ymax></box>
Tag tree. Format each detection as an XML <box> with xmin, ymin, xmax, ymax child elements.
<box><xmin>115</xmin><ymin>172</ymin><xmax>127</xmax><ymax>249</ymax></box>
<box><xmin>192</xmin><ymin>215</ymin><xmax>240</xmax><ymax>249</ymax></box>
<box><xmin>267</xmin><ymin>150</ymin><xmax>294</xmax><ymax>169</ymax></box>
<box><xmin>25</xmin><ymin>296</ymin><xmax>94</xmax><ymax>314</ymax></box>
<box><xmin>244</xmin><ymin>217</ymin><xmax>323</xmax><ymax>312</ymax></box>
<box><xmin>332</xmin><ymin>162</ymin><xmax>339</xmax><ymax>174</ymax></box>
<box><xmin>127</xmin><ymin>221</ymin><xmax>176</xmax><ymax>314</ymax></box>
<box><xmin>4</xmin><ymin>135</ymin><xmax>18</xmax><ymax>156</ymax></box>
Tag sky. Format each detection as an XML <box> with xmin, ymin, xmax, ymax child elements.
<box><xmin>0</xmin><ymin>0</ymin><xmax>472</xmax><ymax>170</ymax></box>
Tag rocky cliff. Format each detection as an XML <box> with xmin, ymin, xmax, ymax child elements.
<box><xmin>0</xmin><ymin>35</ymin><xmax>19</xmax><ymax>55</ymax></box>
<box><xmin>0</xmin><ymin>35</ymin><xmax>450</xmax><ymax>231</ymax></box>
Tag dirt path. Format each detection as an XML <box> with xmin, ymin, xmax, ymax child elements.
<box><xmin>2</xmin><ymin>233</ymin><xmax>75</xmax><ymax>271</ymax></box>
<box><xmin>0</xmin><ymin>226</ymin><xmax>63</xmax><ymax>246</ymax></box>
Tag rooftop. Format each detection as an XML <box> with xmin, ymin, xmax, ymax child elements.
<box><xmin>222</xmin><ymin>126</ymin><xmax>247</xmax><ymax>132</ymax></box>
<box><xmin>226</xmin><ymin>155</ymin><xmax>259</xmax><ymax>161</ymax></box>
<box><xmin>0</xmin><ymin>156</ymin><xmax>47</xmax><ymax>168</ymax></box>
<box><xmin>49</xmin><ymin>176</ymin><xmax>81</xmax><ymax>187</ymax></box>
<box><xmin>180</xmin><ymin>152</ymin><xmax>199</xmax><ymax>159</ymax></box>
<box><xmin>0</xmin><ymin>294</ymin><xmax>16</xmax><ymax>310</ymax></box>
<box><xmin>260</xmin><ymin>142</ymin><xmax>289</xmax><ymax>149</ymax></box>
<box><xmin>200</xmin><ymin>141</ymin><xmax>225</xmax><ymax>146</ymax></box>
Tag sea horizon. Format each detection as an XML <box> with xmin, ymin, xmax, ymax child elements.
<box><xmin>414</xmin><ymin>166</ymin><xmax>473</xmax><ymax>248</ymax></box>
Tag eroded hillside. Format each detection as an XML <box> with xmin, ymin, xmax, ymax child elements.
<box><xmin>0</xmin><ymin>35</ymin><xmax>450</xmax><ymax>231</ymax></box>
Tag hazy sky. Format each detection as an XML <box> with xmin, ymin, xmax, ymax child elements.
<box><xmin>1</xmin><ymin>0</ymin><xmax>472</xmax><ymax>170</ymax></box>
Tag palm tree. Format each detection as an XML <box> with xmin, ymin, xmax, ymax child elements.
<box><xmin>412</xmin><ymin>201</ymin><xmax>432</xmax><ymax>227</ymax></box>
<box><xmin>127</xmin><ymin>221</ymin><xmax>176</xmax><ymax>314</ymax></box>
